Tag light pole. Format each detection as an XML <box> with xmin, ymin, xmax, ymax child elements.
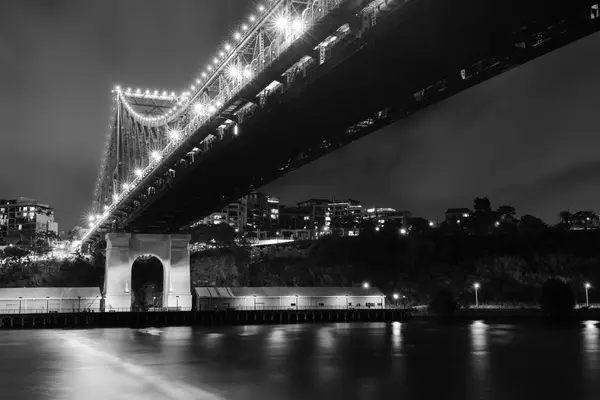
<box><xmin>153</xmin><ymin>296</ymin><xmax>156</xmax><ymax>309</ymax></box>
<box><xmin>362</xmin><ymin>281</ymin><xmax>370</xmax><ymax>289</ymax></box>
<box><xmin>393</xmin><ymin>293</ymin><xmax>399</xmax><ymax>307</ymax></box>
<box><xmin>585</xmin><ymin>282</ymin><xmax>592</xmax><ymax>307</ymax></box>
<box><xmin>176</xmin><ymin>295</ymin><xmax>180</xmax><ymax>310</ymax></box>
<box><xmin>19</xmin><ymin>297</ymin><xmax>22</xmax><ymax>314</ymax></box>
<box><xmin>78</xmin><ymin>296</ymin><xmax>81</xmax><ymax>312</ymax></box>
<box><xmin>473</xmin><ymin>283</ymin><xmax>480</xmax><ymax>307</ymax></box>
<box><xmin>46</xmin><ymin>296</ymin><xmax>49</xmax><ymax>313</ymax></box>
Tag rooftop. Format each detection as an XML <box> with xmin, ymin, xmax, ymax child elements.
<box><xmin>0</xmin><ymin>287</ymin><xmax>101</xmax><ymax>299</ymax></box>
<box><xmin>194</xmin><ymin>286</ymin><xmax>385</xmax><ymax>298</ymax></box>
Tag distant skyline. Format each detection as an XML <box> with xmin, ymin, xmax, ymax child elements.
<box><xmin>1</xmin><ymin>1</ymin><xmax>600</xmax><ymax>230</ymax></box>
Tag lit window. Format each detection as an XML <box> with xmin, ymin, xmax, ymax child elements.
<box><xmin>18</xmin><ymin>225</ymin><xmax>22</xmax><ymax>230</ymax></box>
<box><xmin>30</xmin><ymin>207</ymin><xmax>35</xmax><ymax>211</ymax></box>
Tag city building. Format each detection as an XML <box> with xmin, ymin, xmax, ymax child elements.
<box><xmin>363</xmin><ymin>208</ymin><xmax>412</xmax><ymax>229</ymax></box>
<box><xmin>242</xmin><ymin>192</ymin><xmax>280</xmax><ymax>232</ymax></box>
<box><xmin>445</xmin><ymin>208</ymin><xmax>473</xmax><ymax>224</ymax></box>
<box><xmin>193</xmin><ymin>286</ymin><xmax>386</xmax><ymax>310</ymax></box>
<box><xmin>297</xmin><ymin>198</ymin><xmax>330</xmax><ymax>231</ymax></box>
<box><xmin>0</xmin><ymin>197</ymin><xmax>58</xmax><ymax>242</ymax></box>
<box><xmin>0</xmin><ymin>287</ymin><xmax>102</xmax><ymax>313</ymax></box>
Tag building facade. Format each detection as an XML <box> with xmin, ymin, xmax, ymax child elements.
<box><xmin>194</xmin><ymin>286</ymin><xmax>386</xmax><ymax>310</ymax></box>
<box><xmin>0</xmin><ymin>197</ymin><xmax>58</xmax><ymax>242</ymax></box>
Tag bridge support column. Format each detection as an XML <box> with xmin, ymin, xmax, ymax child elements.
<box><xmin>166</xmin><ymin>235</ymin><xmax>193</xmax><ymax>310</ymax></box>
<box><xmin>104</xmin><ymin>233</ymin><xmax>193</xmax><ymax>312</ymax></box>
<box><xmin>104</xmin><ymin>233</ymin><xmax>133</xmax><ymax>311</ymax></box>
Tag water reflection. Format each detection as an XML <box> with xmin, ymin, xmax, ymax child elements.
<box><xmin>391</xmin><ymin>321</ymin><xmax>402</xmax><ymax>353</ymax></box>
<box><xmin>9</xmin><ymin>323</ymin><xmax>600</xmax><ymax>400</ymax></box>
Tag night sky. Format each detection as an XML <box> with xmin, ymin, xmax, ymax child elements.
<box><xmin>1</xmin><ymin>0</ymin><xmax>600</xmax><ymax>231</ymax></box>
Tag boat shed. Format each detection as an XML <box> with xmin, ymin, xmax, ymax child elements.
<box><xmin>194</xmin><ymin>286</ymin><xmax>386</xmax><ymax>310</ymax></box>
<box><xmin>0</xmin><ymin>287</ymin><xmax>102</xmax><ymax>314</ymax></box>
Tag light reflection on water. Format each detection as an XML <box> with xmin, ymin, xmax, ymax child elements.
<box><xmin>2</xmin><ymin>321</ymin><xmax>600</xmax><ymax>400</ymax></box>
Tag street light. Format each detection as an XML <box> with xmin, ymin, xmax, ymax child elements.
<box><xmin>46</xmin><ymin>296</ymin><xmax>50</xmax><ymax>313</ymax></box>
<box><xmin>363</xmin><ymin>282</ymin><xmax>370</xmax><ymax>289</ymax></box>
<box><xmin>585</xmin><ymin>282</ymin><xmax>592</xmax><ymax>307</ymax></box>
<box><xmin>393</xmin><ymin>293</ymin><xmax>399</xmax><ymax>307</ymax></box>
<box><xmin>18</xmin><ymin>297</ymin><xmax>22</xmax><ymax>314</ymax></box>
<box><xmin>473</xmin><ymin>283</ymin><xmax>480</xmax><ymax>307</ymax></box>
<box><xmin>176</xmin><ymin>295</ymin><xmax>180</xmax><ymax>309</ymax></box>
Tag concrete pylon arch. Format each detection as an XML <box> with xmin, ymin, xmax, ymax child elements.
<box><xmin>104</xmin><ymin>233</ymin><xmax>192</xmax><ymax>311</ymax></box>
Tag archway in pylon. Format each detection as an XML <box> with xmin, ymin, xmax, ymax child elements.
<box><xmin>131</xmin><ymin>255</ymin><xmax>164</xmax><ymax>311</ymax></box>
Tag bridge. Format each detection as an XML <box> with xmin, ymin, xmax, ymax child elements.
<box><xmin>80</xmin><ymin>0</ymin><xmax>600</xmax><ymax>310</ymax></box>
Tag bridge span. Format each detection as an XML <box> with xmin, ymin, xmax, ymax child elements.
<box><xmin>84</xmin><ymin>0</ymin><xmax>600</xmax><ymax>245</ymax></box>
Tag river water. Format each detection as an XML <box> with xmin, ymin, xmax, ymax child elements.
<box><xmin>1</xmin><ymin>321</ymin><xmax>600</xmax><ymax>400</ymax></box>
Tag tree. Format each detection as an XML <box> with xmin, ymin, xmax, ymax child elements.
<box><xmin>559</xmin><ymin>211</ymin><xmax>572</xmax><ymax>225</ymax></box>
<box><xmin>540</xmin><ymin>278</ymin><xmax>575</xmax><ymax>313</ymax></box>
<box><xmin>409</xmin><ymin>217</ymin><xmax>434</xmax><ymax>236</ymax></box>
<box><xmin>474</xmin><ymin>197</ymin><xmax>492</xmax><ymax>214</ymax></box>
<box><xmin>429</xmin><ymin>287</ymin><xmax>458</xmax><ymax>316</ymax></box>
<box><xmin>496</xmin><ymin>205</ymin><xmax>516</xmax><ymax>219</ymax></box>
<box><xmin>358</xmin><ymin>218</ymin><xmax>377</xmax><ymax>236</ymax></box>
<box><xmin>518</xmin><ymin>214</ymin><xmax>548</xmax><ymax>236</ymax></box>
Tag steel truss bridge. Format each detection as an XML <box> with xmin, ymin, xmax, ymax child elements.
<box><xmin>83</xmin><ymin>0</ymin><xmax>600</xmax><ymax>245</ymax></box>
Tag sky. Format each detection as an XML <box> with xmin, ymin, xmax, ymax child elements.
<box><xmin>1</xmin><ymin>0</ymin><xmax>600</xmax><ymax>231</ymax></box>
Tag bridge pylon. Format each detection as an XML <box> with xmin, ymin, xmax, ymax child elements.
<box><xmin>104</xmin><ymin>233</ymin><xmax>192</xmax><ymax>311</ymax></box>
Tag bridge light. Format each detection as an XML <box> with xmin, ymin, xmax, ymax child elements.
<box><xmin>126</xmin><ymin>87</ymin><xmax>132</xmax><ymax>93</ymax></box>
<box><xmin>150</xmin><ymin>151</ymin><xmax>161</xmax><ymax>161</ymax></box>
<box><xmin>88</xmin><ymin>222</ymin><xmax>94</xmax><ymax>229</ymax></box>
<box><xmin>216</xmin><ymin>100</ymin><xmax>222</xmax><ymax>107</ymax></box>
<box><xmin>112</xmin><ymin>194</ymin><xmax>119</xmax><ymax>201</ymax></box>
<box><xmin>114</xmin><ymin>85</ymin><xmax>121</xmax><ymax>91</ymax></box>
<box><xmin>234</xmin><ymin>32</ymin><xmax>242</xmax><ymax>40</ymax></box>
<box><xmin>134</xmin><ymin>169</ymin><xmax>143</xmax><ymax>177</ymax></box>
<box><xmin>213</xmin><ymin>58</ymin><xmax>219</xmax><ymax>64</ymax></box>
<box><xmin>169</xmin><ymin>129</ymin><xmax>181</xmax><ymax>140</ymax></box>
<box><xmin>219</xmin><ymin>51</ymin><xmax>224</xmax><ymax>57</ymax></box>
<box><xmin>136</xmin><ymin>88</ymin><xmax>142</xmax><ymax>94</ymax></box>
<box><xmin>292</xmin><ymin>18</ymin><xmax>303</xmax><ymax>32</ymax></box>
<box><xmin>241</xmin><ymin>24</ymin><xmax>248</xmax><ymax>31</ymax></box>
<box><xmin>243</xmin><ymin>68</ymin><xmax>252</xmax><ymax>79</ymax></box>
<box><xmin>201</xmin><ymin>72</ymin><xmax>207</xmax><ymax>78</ymax></box>
<box><xmin>170</xmin><ymin>91</ymin><xmax>175</xmax><ymax>97</ymax></box>
<box><xmin>224</xmin><ymin>43</ymin><xmax>232</xmax><ymax>51</ymax></box>
<box><xmin>103</xmin><ymin>205</ymin><xmax>109</xmax><ymax>211</ymax></box>
<box><xmin>194</xmin><ymin>103</ymin><xmax>204</xmax><ymax>114</ymax></box>
<box><xmin>88</xmin><ymin>215</ymin><xmax>95</xmax><ymax>222</ymax></box>
<box><xmin>122</xmin><ymin>183</ymin><xmax>130</xmax><ymax>190</ymax></box>
<box><xmin>258</xmin><ymin>5</ymin><xmax>265</xmax><ymax>12</ymax></box>
<box><xmin>208</xmin><ymin>105</ymin><xmax>216</xmax><ymax>113</ymax></box>
<box><xmin>275</xmin><ymin>16</ymin><xmax>288</xmax><ymax>30</ymax></box>
<box><xmin>228</xmin><ymin>66</ymin><xmax>240</xmax><ymax>78</ymax></box>
<box><xmin>190</xmin><ymin>85</ymin><xmax>196</xmax><ymax>91</ymax></box>
<box><xmin>249</xmin><ymin>15</ymin><xmax>256</xmax><ymax>22</ymax></box>
<box><xmin>207</xmin><ymin>66</ymin><xmax>213</xmax><ymax>71</ymax></box>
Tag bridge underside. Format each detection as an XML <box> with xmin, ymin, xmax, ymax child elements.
<box><xmin>94</xmin><ymin>0</ymin><xmax>599</xmax><ymax>236</ymax></box>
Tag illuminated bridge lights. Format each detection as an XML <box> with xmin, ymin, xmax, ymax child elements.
<box><xmin>84</xmin><ymin>0</ymin><xmax>409</xmax><ymax>244</ymax></box>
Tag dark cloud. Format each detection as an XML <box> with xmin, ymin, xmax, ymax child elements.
<box><xmin>1</xmin><ymin>0</ymin><xmax>599</xmax><ymax>230</ymax></box>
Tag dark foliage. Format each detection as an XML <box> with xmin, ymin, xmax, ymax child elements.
<box><xmin>540</xmin><ymin>278</ymin><xmax>575</xmax><ymax>313</ymax></box>
<box><xmin>429</xmin><ymin>287</ymin><xmax>458</xmax><ymax>316</ymax></box>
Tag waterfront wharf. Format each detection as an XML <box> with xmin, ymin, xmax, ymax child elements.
<box><xmin>0</xmin><ymin>308</ymin><xmax>412</xmax><ymax>329</ymax></box>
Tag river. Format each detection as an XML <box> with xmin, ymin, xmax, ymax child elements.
<box><xmin>1</xmin><ymin>321</ymin><xmax>600</xmax><ymax>399</ymax></box>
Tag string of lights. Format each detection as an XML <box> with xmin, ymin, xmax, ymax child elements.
<box><xmin>85</xmin><ymin>0</ymin><xmax>345</xmax><ymax>242</ymax></box>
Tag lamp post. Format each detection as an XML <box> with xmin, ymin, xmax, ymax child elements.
<box><xmin>18</xmin><ymin>297</ymin><xmax>22</xmax><ymax>314</ymax></box>
<box><xmin>393</xmin><ymin>293</ymin><xmax>399</xmax><ymax>308</ymax></box>
<box><xmin>46</xmin><ymin>296</ymin><xmax>49</xmax><ymax>313</ymax></box>
<box><xmin>176</xmin><ymin>295</ymin><xmax>180</xmax><ymax>310</ymax></box>
<box><xmin>253</xmin><ymin>295</ymin><xmax>257</xmax><ymax>311</ymax></box>
<box><xmin>473</xmin><ymin>283</ymin><xmax>480</xmax><ymax>307</ymax></box>
<box><xmin>362</xmin><ymin>281</ymin><xmax>370</xmax><ymax>289</ymax></box>
<box><xmin>78</xmin><ymin>296</ymin><xmax>81</xmax><ymax>312</ymax></box>
<box><xmin>585</xmin><ymin>282</ymin><xmax>592</xmax><ymax>307</ymax></box>
<box><xmin>153</xmin><ymin>296</ymin><xmax>156</xmax><ymax>309</ymax></box>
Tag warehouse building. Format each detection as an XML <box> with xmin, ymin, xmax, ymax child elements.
<box><xmin>194</xmin><ymin>286</ymin><xmax>386</xmax><ymax>310</ymax></box>
<box><xmin>0</xmin><ymin>287</ymin><xmax>102</xmax><ymax>314</ymax></box>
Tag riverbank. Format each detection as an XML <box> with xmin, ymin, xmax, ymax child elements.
<box><xmin>0</xmin><ymin>308</ymin><xmax>411</xmax><ymax>329</ymax></box>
